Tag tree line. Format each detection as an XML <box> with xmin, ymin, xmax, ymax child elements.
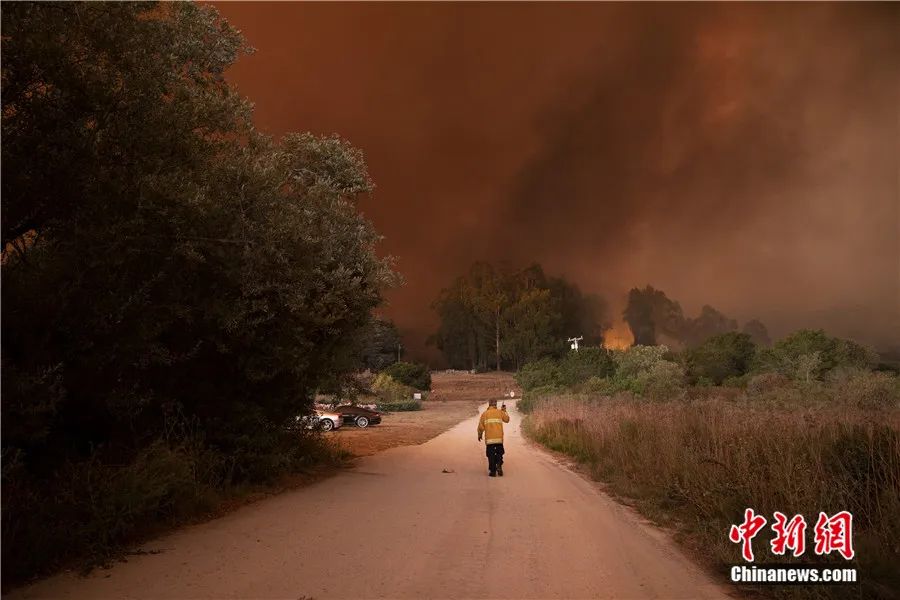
<box><xmin>430</xmin><ymin>270</ymin><xmax>779</xmax><ymax>369</ymax></box>
<box><xmin>623</xmin><ymin>285</ymin><xmax>771</xmax><ymax>348</ymax></box>
<box><xmin>430</xmin><ymin>262</ymin><xmax>608</xmax><ymax>370</ymax></box>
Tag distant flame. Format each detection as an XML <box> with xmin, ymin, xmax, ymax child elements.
<box><xmin>603</xmin><ymin>321</ymin><xmax>634</xmax><ymax>350</ymax></box>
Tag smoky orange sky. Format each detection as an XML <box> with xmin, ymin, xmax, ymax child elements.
<box><xmin>214</xmin><ymin>2</ymin><xmax>899</xmax><ymax>362</ymax></box>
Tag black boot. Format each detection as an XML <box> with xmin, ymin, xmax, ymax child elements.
<box><xmin>497</xmin><ymin>465</ymin><xmax>503</xmax><ymax>476</ymax></box>
<box><xmin>489</xmin><ymin>471</ymin><xmax>496</xmax><ymax>477</ymax></box>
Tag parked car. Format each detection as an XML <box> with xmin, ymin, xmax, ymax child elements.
<box><xmin>334</xmin><ymin>405</ymin><xmax>382</xmax><ymax>428</ymax></box>
<box><xmin>296</xmin><ymin>410</ymin><xmax>343</xmax><ymax>431</ymax></box>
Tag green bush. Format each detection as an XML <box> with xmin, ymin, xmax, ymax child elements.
<box><xmin>382</xmin><ymin>361</ymin><xmax>431</xmax><ymax>390</ymax></box>
<box><xmin>558</xmin><ymin>348</ymin><xmax>616</xmax><ymax>386</ymax></box>
<box><xmin>754</xmin><ymin>329</ymin><xmax>876</xmax><ymax>380</ymax></box>
<box><xmin>631</xmin><ymin>359</ymin><xmax>685</xmax><ymax>399</ymax></box>
<box><xmin>515</xmin><ymin>358</ymin><xmax>562</xmax><ymax>391</ymax></box>
<box><xmin>517</xmin><ymin>385</ymin><xmax>565</xmax><ymax>414</ymax></box>
<box><xmin>597</xmin><ymin>345</ymin><xmax>686</xmax><ymax>399</ymax></box>
<box><xmin>371</xmin><ymin>373</ymin><xmax>414</xmax><ymax>402</ymax></box>
<box><xmin>582</xmin><ymin>376</ymin><xmax>619</xmax><ymax>396</ymax></box>
<box><xmin>686</xmin><ymin>332</ymin><xmax>756</xmax><ymax>385</ymax></box>
<box><xmin>612</xmin><ymin>345</ymin><xmax>670</xmax><ymax>379</ymax></box>
<box><xmin>517</xmin><ymin>348</ymin><xmax>615</xmax><ymax>392</ymax></box>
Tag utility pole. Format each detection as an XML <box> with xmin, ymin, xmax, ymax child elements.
<box><xmin>567</xmin><ymin>336</ymin><xmax>583</xmax><ymax>352</ymax></box>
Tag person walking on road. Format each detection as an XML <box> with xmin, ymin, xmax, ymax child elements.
<box><xmin>477</xmin><ymin>399</ymin><xmax>510</xmax><ymax>477</ymax></box>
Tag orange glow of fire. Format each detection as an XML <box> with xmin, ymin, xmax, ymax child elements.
<box><xmin>603</xmin><ymin>321</ymin><xmax>634</xmax><ymax>350</ymax></box>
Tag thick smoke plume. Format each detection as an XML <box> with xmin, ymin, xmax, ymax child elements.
<box><xmin>216</xmin><ymin>3</ymin><xmax>899</xmax><ymax>360</ymax></box>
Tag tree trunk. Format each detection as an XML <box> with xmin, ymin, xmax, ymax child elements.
<box><xmin>495</xmin><ymin>305</ymin><xmax>501</xmax><ymax>371</ymax></box>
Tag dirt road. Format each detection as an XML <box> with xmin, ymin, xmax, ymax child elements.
<box><xmin>14</xmin><ymin>400</ymin><xmax>730</xmax><ymax>600</ymax></box>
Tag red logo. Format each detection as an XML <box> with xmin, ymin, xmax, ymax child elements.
<box><xmin>770</xmin><ymin>512</ymin><xmax>807</xmax><ymax>557</ymax></box>
<box><xmin>729</xmin><ymin>509</ymin><xmax>855</xmax><ymax>562</ymax></box>
<box><xmin>813</xmin><ymin>511</ymin><xmax>854</xmax><ymax>560</ymax></box>
<box><xmin>729</xmin><ymin>508</ymin><xmax>767</xmax><ymax>562</ymax></box>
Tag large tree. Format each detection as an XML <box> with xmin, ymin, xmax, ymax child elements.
<box><xmin>432</xmin><ymin>262</ymin><xmax>607</xmax><ymax>369</ymax></box>
<box><xmin>360</xmin><ymin>318</ymin><xmax>402</xmax><ymax>371</ymax></box>
<box><xmin>2</xmin><ymin>1</ymin><xmax>394</xmax><ymax>475</ymax></box>
<box><xmin>623</xmin><ymin>285</ymin><xmax>685</xmax><ymax>346</ymax></box>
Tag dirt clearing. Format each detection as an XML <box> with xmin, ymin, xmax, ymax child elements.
<box><xmin>335</xmin><ymin>370</ymin><xmax>517</xmax><ymax>456</ymax></box>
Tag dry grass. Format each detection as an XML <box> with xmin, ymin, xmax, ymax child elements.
<box><xmin>528</xmin><ymin>394</ymin><xmax>900</xmax><ymax>599</ymax></box>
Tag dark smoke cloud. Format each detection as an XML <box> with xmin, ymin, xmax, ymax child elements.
<box><xmin>215</xmin><ymin>3</ymin><xmax>899</xmax><ymax>361</ymax></box>
<box><xmin>496</xmin><ymin>4</ymin><xmax>899</xmax><ymax>344</ymax></box>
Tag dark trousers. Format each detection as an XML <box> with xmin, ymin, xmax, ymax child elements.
<box><xmin>486</xmin><ymin>443</ymin><xmax>505</xmax><ymax>473</ymax></box>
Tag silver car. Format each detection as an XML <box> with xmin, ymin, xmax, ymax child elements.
<box><xmin>296</xmin><ymin>410</ymin><xmax>343</xmax><ymax>431</ymax></box>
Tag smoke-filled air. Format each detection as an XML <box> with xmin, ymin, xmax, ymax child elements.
<box><xmin>216</xmin><ymin>2</ymin><xmax>899</xmax><ymax>361</ymax></box>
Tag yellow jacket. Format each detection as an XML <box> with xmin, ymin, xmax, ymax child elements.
<box><xmin>477</xmin><ymin>406</ymin><xmax>510</xmax><ymax>445</ymax></box>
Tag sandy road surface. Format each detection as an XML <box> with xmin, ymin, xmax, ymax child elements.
<box><xmin>14</xmin><ymin>400</ymin><xmax>730</xmax><ymax>600</ymax></box>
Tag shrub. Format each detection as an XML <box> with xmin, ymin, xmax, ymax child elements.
<box><xmin>612</xmin><ymin>345</ymin><xmax>670</xmax><ymax>379</ymax></box>
<box><xmin>754</xmin><ymin>329</ymin><xmax>876</xmax><ymax>380</ymax></box>
<box><xmin>557</xmin><ymin>348</ymin><xmax>616</xmax><ymax>387</ymax></box>
<box><xmin>828</xmin><ymin>369</ymin><xmax>900</xmax><ymax>410</ymax></box>
<box><xmin>721</xmin><ymin>374</ymin><xmax>750</xmax><ymax>389</ymax></box>
<box><xmin>746</xmin><ymin>372</ymin><xmax>791</xmax><ymax>396</ymax></box>
<box><xmin>517</xmin><ymin>385</ymin><xmax>566</xmax><ymax>414</ymax></box>
<box><xmin>686</xmin><ymin>332</ymin><xmax>756</xmax><ymax>385</ymax></box>
<box><xmin>515</xmin><ymin>358</ymin><xmax>562</xmax><ymax>391</ymax></box>
<box><xmin>632</xmin><ymin>359</ymin><xmax>685</xmax><ymax>399</ymax></box>
<box><xmin>382</xmin><ymin>362</ymin><xmax>431</xmax><ymax>391</ymax></box>
<box><xmin>517</xmin><ymin>348</ymin><xmax>615</xmax><ymax>392</ymax></box>
<box><xmin>371</xmin><ymin>373</ymin><xmax>415</xmax><ymax>402</ymax></box>
<box><xmin>582</xmin><ymin>376</ymin><xmax>619</xmax><ymax>396</ymax></box>
<box><xmin>597</xmin><ymin>345</ymin><xmax>686</xmax><ymax>399</ymax></box>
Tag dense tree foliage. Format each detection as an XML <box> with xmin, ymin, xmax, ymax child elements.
<box><xmin>431</xmin><ymin>262</ymin><xmax>608</xmax><ymax>370</ymax></box>
<box><xmin>382</xmin><ymin>361</ymin><xmax>431</xmax><ymax>391</ymax></box>
<box><xmin>2</xmin><ymin>2</ymin><xmax>394</xmax><ymax>579</ymax></box>
<box><xmin>359</xmin><ymin>317</ymin><xmax>402</xmax><ymax>371</ymax></box>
